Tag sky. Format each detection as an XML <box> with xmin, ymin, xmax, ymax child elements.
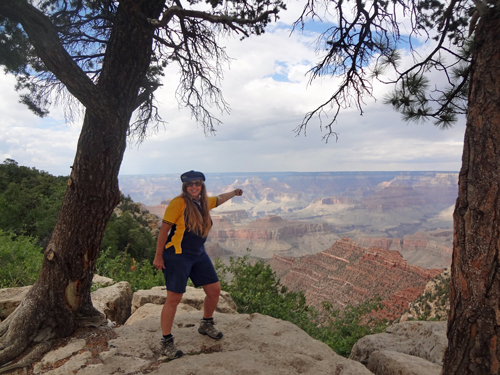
<box><xmin>0</xmin><ymin>2</ymin><xmax>467</xmax><ymax>177</ymax></box>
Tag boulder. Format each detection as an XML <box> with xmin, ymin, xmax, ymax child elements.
<box><xmin>0</xmin><ymin>285</ymin><xmax>31</xmax><ymax>319</ymax></box>
<box><xmin>92</xmin><ymin>274</ymin><xmax>114</xmax><ymax>287</ymax></box>
<box><xmin>180</xmin><ymin>286</ymin><xmax>238</xmax><ymax>314</ymax></box>
<box><xmin>366</xmin><ymin>350</ymin><xmax>442</xmax><ymax>375</ymax></box>
<box><xmin>125</xmin><ymin>302</ymin><xmax>198</xmax><ymax>326</ymax></box>
<box><xmin>91</xmin><ymin>281</ymin><xmax>132</xmax><ymax>325</ymax></box>
<box><xmin>131</xmin><ymin>286</ymin><xmax>166</xmax><ymax>313</ymax></box>
<box><xmin>131</xmin><ymin>285</ymin><xmax>238</xmax><ymax>314</ymax></box>
<box><xmin>350</xmin><ymin>320</ymin><xmax>447</xmax><ymax>374</ymax></box>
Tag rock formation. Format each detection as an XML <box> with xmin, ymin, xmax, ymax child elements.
<box><xmin>0</xmin><ymin>284</ymin><xmax>372</xmax><ymax>375</ymax></box>
<box><xmin>0</xmin><ymin>286</ymin><xmax>31</xmax><ymax>321</ymax></box>
<box><xmin>113</xmin><ymin>201</ymin><xmax>161</xmax><ymax>235</ymax></box>
<box><xmin>136</xmin><ymin>172</ymin><xmax>458</xmax><ymax>270</ymax></box>
<box><xmin>268</xmin><ymin>238</ymin><xmax>443</xmax><ymax>320</ymax></box>
<box><xmin>350</xmin><ymin>320</ymin><xmax>447</xmax><ymax>375</ymax></box>
<box><xmin>355</xmin><ymin>229</ymin><xmax>453</xmax><ymax>269</ymax></box>
<box><xmin>0</xmin><ymin>276</ymin><xmax>453</xmax><ymax>375</ymax></box>
<box><xmin>205</xmin><ymin>215</ymin><xmax>341</xmax><ymax>259</ymax></box>
<box><xmin>400</xmin><ymin>268</ymin><xmax>450</xmax><ymax>322</ymax></box>
<box><xmin>91</xmin><ymin>281</ymin><xmax>133</xmax><ymax>325</ymax></box>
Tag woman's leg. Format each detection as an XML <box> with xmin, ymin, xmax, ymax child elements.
<box><xmin>199</xmin><ymin>281</ymin><xmax>223</xmax><ymax>339</ymax></box>
<box><xmin>161</xmin><ymin>290</ymin><xmax>183</xmax><ymax>335</ymax></box>
<box><xmin>202</xmin><ymin>281</ymin><xmax>221</xmax><ymax>319</ymax></box>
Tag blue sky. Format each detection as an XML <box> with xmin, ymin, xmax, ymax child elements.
<box><xmin>0</xmin><ymin>2</ymin><xmax>466</xmax><ymax>177</ymax></box>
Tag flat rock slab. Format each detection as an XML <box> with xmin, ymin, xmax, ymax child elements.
<box><xmin>35</xmin><ymin>338</ymin><xmax>86</xmax><ymax>368</ymax></box>
<box><xmin>48</xmin><ymin>303</ymin><xmax>373</xmax><ymax>375</ymax></box>
<box><xmin>152</xmin><ymin>311</ymin><xmax>373</xmax><ymax>375</ymax></box>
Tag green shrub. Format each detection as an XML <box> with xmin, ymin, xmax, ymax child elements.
<box><xmin>215</xmin><ymin>254</ymin><xmax>314</xmax><ymax>328</ymax></box>
<box><xmin>95</xmin><ymin>247</ymin><xmax>164</xmax><ymax>292</ymax></box>
<box><xmin>314</xmin><ymin>299</ymin><xmax>387</xmax><ymax>357</ymax></box>
<box><xmin>101</xmin><ymin>210</ymin><xmax>156</xmax><ymax>262</ymax></box>
<box><xmin>0</xmin><ymin>159</ymin><xmax>66</xmax><ymax>248</ymax></box>
<box><xmin>0</xmin><ymin>229</ymin><xmax>43</xmax><ymax>288</ymax></box>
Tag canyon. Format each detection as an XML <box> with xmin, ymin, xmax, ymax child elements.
<box><xmin>122</xmin><ymin>171</ymin><xmax>457</xmax><ymax>269</ymax></box>
<box><xmin>121</xmin><ymin>171</ymin><xmax>453</xmax><ymax>319</ymax></box>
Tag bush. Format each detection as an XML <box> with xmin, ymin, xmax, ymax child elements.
<box><xmin>215</xmin><ymin>254</ymin><xmax>314</xmax><ymax>328</ymax></box>
<box><xmin>0</xmin><ymin>160</ymin><xmax>156</xmax><ymax>263</ymax></box>
<box><xmin>95</xmin><ymin>247</ymin><xmax>164</xmax><ymax>292</ymax></box>
<box><xmin>0</xmin><ymin>229</ymin><xmax>43</xmax><ymax>288</ymax></box>
<box><xmin>314</xmin><ymin>299</ymin><xmax>387</xmax><ymax>357</ymax></box>
<box><xmin>0</xmin><ymin>159</ymin><xmax>66</xmax><ymax>248</ymax></box>
<box><xmin>101</xmin><ymin>199</ymin><xmax>156</xmax><ymax>262</ymax></box>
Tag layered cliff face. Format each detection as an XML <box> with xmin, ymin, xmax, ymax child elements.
<box><xmin>205</xmin><ymin>215</ymin><xmax>340</xmax><ymax>258</ymax></box>
<box><xmin>355</xmin><ymin>230</ymin><xmax>453</xmax><ymax>269</ymax></box>
<box><xmin>289</xmin><ymin>183</ymin><xmax>455</xmax><ymax>238</ymax></box>
<box><xmin>268</xmin><ymin>238</ymin><xmax>443</xmax><ymax>320</ymax></box>
<box><xmin>400</xmin><ymin>268</ymin><xmax>451</xmax><ymax>322</ymax></box>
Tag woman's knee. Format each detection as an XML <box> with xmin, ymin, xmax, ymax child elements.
<box><xmin>165</xmin><ymin>291</ymin><xmax>183</xmax><ymax>307</ymax></box>
<box><xmin>204</xmin><ymin>282</ymin><xmax>221</xmax><ymax>298</ymax></box>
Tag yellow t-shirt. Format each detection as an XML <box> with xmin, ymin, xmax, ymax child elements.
<box><xmin>162</xmin><ymin>196</ymin><xmax>218</xmax><ymax>254</ymax></box>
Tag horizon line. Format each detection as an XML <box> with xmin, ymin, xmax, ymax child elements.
<box><xmin>119</xmin><ymin>170</ymin><xmax>460</xmax><ymax>177</ymax></box>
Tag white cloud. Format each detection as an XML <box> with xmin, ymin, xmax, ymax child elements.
<box><xmin>0</xmin><ymin>7</ymin><xmax>466</xmax><ymax>177</ymax></box>
<box><xmin>0</xmin><ymin>75</ymin><xmax>80</xmax><ymax>175</ymax></box>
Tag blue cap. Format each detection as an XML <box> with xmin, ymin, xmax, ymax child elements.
<box><xmin>180</xmin><ymin>170</ymin><xmax>205</xmax><ymax>182</ymax></box>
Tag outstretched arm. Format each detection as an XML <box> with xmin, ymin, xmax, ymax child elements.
<box><xmin>217</xmin><ymin>189</ymin><xmax>243</xmax><ymax>206</ymax></box>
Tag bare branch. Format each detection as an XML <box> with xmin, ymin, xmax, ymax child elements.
<box><xmin>0</xmin><ymin>0</ymin><xmax>109</xmax><ymax>117</ymax></box>
<box><xmin>149</xmin><ymin>5</ymin><xmax>279</xmax><ymax>37</ymax></box>
<box><xmin>295</xmin><ymin>0</ymin><xmax>471</xmax><ymax>137</ymax></box>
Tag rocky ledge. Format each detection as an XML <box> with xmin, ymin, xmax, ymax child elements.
<box><xmin>0</xmin><ymin>280</ymin><xmax>448</xmax><ymax>375</ymax></box>
<box><xmin>0</xmin><ymin>283</ymin><xmax>369</xmax><ymax>375</ymax></box>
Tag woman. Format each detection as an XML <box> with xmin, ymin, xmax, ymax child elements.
<box><xmin>153</xmin><ymin>170</ymin><xmax>243</xmax><ymax>360</ymax></box>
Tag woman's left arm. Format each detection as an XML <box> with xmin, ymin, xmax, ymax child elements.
<box><xmin>217</xmin><ymin>189</ymin><xmax>243</xmax><ymax>206</ymax></box>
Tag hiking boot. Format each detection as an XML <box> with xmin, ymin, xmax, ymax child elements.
<box><xmin>161</xmin><ymin>336</ymin><xmax>184</xmax><ymax>360</ymax></box>
<box><xmin>198</xmin><ymin>318</ymin><xmax>223</xmax><ymax>340</ymax></box>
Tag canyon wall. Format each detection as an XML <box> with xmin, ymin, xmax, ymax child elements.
<box><xmin>205</xmin><ymin>215</ymin><xmax>341</xmax><ymax>259</ymax></box>
<box><xmin>268</xmin><ymin>238</ymin><xmax>443</xmax><ymax>320</ymax></box>
<box><xmin>355</xmin><ymin>230</ymin><xmax>453</xmax><ymax>269</ymax></box>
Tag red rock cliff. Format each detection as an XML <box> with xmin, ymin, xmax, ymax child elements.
<box><xmin>268</xmin><ymin>238</ymin><xmax>443</xmax><ymax>320</ymax></box>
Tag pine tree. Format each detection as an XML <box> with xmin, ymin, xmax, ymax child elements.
<box><xmin>295</xmin><ymin>0</ymin><xmax>500</xmax><ymax>372</ymax></box>
<box><xmin>0</xmin><ymin>0</ymin><xmax>284</xmax><ymax>365</ymax></box>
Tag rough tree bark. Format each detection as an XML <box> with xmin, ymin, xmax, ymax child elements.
<box><xmin>442</xmin><ymin>8</ymin><xmax>500</xmax><ymax>375</ymax></box>
<box><xmin>0</xmin><ymin>0</ymin><xmax>165</xmax><ymax>366</ymax></box>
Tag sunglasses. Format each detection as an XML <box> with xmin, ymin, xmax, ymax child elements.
<box><xmin>185</xmin><ymin>181</ymin><xmax>202</xmax><ymax>187</ymax></box>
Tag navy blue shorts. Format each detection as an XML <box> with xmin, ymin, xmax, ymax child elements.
<box><xmin>162</xmin><ymin>246</ymin><xmax>219</xmax><ymax>294</ymax></box>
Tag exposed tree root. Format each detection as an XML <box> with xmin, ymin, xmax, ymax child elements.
<box><xmin>0</xmin><ymin>284</ymin><xmax>68</xmax><ymax>367</ymax></box>
<box><xmin>0</xmin><ymin>296</ymin><xmax>107</xmax><ymax>368</ymax></box>
<box><xmin>0</xmin><ymin>341</ymin><xmax>55</xmax><ymax>374</ymax></box>
<box><xmin>0</xmin><ymin>306</ymin><xmax>55</xmax><ymax>367</ymax></box>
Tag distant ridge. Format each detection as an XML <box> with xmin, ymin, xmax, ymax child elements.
<box><xmin>119</xmin><ymin>171</ymin><xmax>458</xmax><ymax>206</ymax></box>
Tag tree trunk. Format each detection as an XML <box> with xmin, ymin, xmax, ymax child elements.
<box><xmin>442</xmin><ymin>9</ymin><xmax>500</xmax><ymax>375</ymax></box>
<box><xmin>0</xmin><ymin>112</ymin><xmax>126</xmax><ymax>365</ymax></box>
<box><xmin>0</xmin><ymin>0</ymin><xmax>164</xmax><ymax>366</ymax></box>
